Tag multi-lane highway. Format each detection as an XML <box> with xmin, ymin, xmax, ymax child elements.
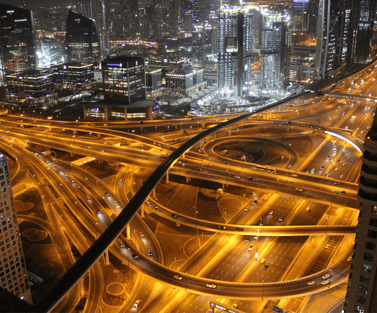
<box><xmin>1</xmin><ymin>61</ymin><xmax>377</xmax><ymax>313</ymax></box>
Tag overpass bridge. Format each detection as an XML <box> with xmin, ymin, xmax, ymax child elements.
<box><xmin>321</xmin><ymin>91</ymin><xmax>377</xmax><ymax>102</ymax></box>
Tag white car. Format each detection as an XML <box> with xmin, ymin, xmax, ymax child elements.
<box><xmin>322</xmin><ymin>274</ymin><xmax>330</xmax><ymax>280</ymax></box>
<box><xmin>206</xmin><ymin>283</ymin><xmax>216</xmax><ymax>289</ymax></box>
<box><xmin>307</xmin><ymin>281</ymin><xmax>315</xmax><ymax>286</ymax></box>
<box><xmin>133</xmin><ymin>300</ymin><xmax>141</xmax><ymax>308</ymax></box>
<box><xmin>321</xmin><ymin>280</ymin><xmax>330</xmax><ymax>285</ymax></box>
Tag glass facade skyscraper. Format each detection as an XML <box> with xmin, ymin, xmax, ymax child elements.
<box><xmin>0</xmin><ymin>4</ymin><xmax>35</xmax><ymax>85</ymax></box>
<box><xmin>0</xmin><ymin>155</ymin><xmax>32</xmax><ymax>304</ymax></box>
<box><xmin>102</xmin><ymin>56</ymin><xmax>146</xmax><ymax>104</ymax></box>
<box><xmin>217</xmin><ymin>6</ymin><xmax>257</xmax><ymax>97</ymax></box>
<box><xmin>66</xmin><ymin>10</ymin><xmax>100</xmax><ymax>65</ymax></box>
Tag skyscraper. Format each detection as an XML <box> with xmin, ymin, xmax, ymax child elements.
<box><xmin>0</xmin><ymin>4</ymin><xmax>36</xmax><ymax>85</ymax></box>
<box><xmin>66</xmin><ymin>10</ymin><xmax>100</xmax><ymax>65</ymax></box>
<box><xmin>217</xmin><ymin>5</ymin><xmax>257</xmax><ymax>97</ymax></box>
<box><xmin>354</xmin><ymin>0</ymin><xmax>376</xmax><ymax>64</ymax></box>
<box><xmin>102</xmin><ymin>56</ymin><xmax>146</xmax><ymax>104</ymax></box>
<box><xmin>344</xmin><ymin>114</ymin><xmax>377</xmax><ymax>313</ymax></box>
<box><xmin>0</xmin><ymin>154</ymin><xmax>32</xmax><ymax>304</ymax></box>
<box><xmin>261</xmin><ymin>12</ymin><xmax>291</xmax><ymax>93</ymax></box>
<box><xmin>76</xmin><ymin>0</ymin><xmax>109</xmax><ymax>60</ymax></box>
<box><xmin>314</xmin><ymin>0</ymin><xmax>345</xmax><ymax>79</ymax></box>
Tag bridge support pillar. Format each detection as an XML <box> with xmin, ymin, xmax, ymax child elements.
<box><xmin>104</xmin><ymin>249</ymin><xmax>110</xmax><ymax>265</ymax></box>
<box><xmin>176</xmin><ymin>222</ymin><xmax>181</xmax><ymax>227</ymax></box>
<box><xmin>79</xmin><ymin>278</ymin><xmax>84</xmax><ymax>296</ymax></box>
<box><xmin>152</xmin><ymin>188</ymin><xmax>156</xmax><ymax>198</ymax></box>
<box><xmin>140</xmin><ymin>206</ymin><xmax>145</xmax><ymax>218</ymax></box>
<box><xmin>166</xmin><ymin>171</ymin><xmax>169</xmax><ymax>183</ymax></box>
<box><xmin>71</xmin><ymin>152</ymin><xmax>75</xmax><ymax>157</ymax></box>
<box><xmin>97</xmin><ymin>133</ymin><xmax>101</xmax><ymax>138</ymax></box>
<box><xmin>73</xmin><ymin>130</ymin><xmax>77</xmax><ymax>134</ymax></box>
<box><xmin>200</xmin><ymin>141</ymin><xmax>203</xmax><ymax>150</ymax></box>
<box><xmin>125</xmin><ymin>224</ymin><xmax>131</xmax><ymax>239</ymax></box>
<box><xmin>228</xmin><ymin>127</ymin><xmax>231</xmax><ymax>136</ymax></box>
<box><xmin>185</xmin><ymin>176</ymin><xmax>191</xmax><ymax>183</ymax></box>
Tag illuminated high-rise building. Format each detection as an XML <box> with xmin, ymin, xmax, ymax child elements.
<box><xmin>76</xmin><ymin>0</ymin><xmax>109</xmax><ymax>60</ymax></box>
<box><xmin>66</xmin><ymin>10</ymin><xmax>100</xmax><ymax>65</ymax></box>
<box><xmin>354</xmin><ymin>0</ymin><xmax>376</xmax><ymax>64</ymax></box>
<box><xmin>292</xmin><ymin>0</ymin><xmax>309</xmax><ymax>32</ymax></box>
<box><xmin>314</xmin><ymin>0</ymin><xmax>345</xmax><ymax>79</ymax></box>
<box><xmin>102</xmin><ymin>56</ymin><xmax>146</xmax><ymax>104</ymax></box>
<box><xmin>0</xmin><ymin>155</ymin><xmax>32</xmax><ymax>304</ymax></box>
<box><xmin>260</xmin><ymin>12</ymin><xmax>292</xmax><ymax>93</ymax></box>
<box><xmin>0</xmin><ymin>4</ymin><xmax>36</xmax><ymax>85</ymax></box>
<box><xmin>344</xmin><ymin>115</ymin><xmax>377</xmax><ymax>313</ymax></box>
<box><xmin>217</xmin><ymin>6</ymin><xmax>257</xmax><ymax>97</ymax></box>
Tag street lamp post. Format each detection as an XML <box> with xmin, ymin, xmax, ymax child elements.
<box><xmin>262</xmin><ymin>280</ymin><xmax>264</xmax><ymax>300</ymax></box>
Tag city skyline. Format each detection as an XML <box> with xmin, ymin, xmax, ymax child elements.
<box><xmin>0</xmin><ymin>0</ymin><xmax>376</xmax><ymax>312</ymax></box>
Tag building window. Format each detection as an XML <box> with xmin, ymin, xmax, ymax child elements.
<box><xmin>365</xmin><ymin>241</ymin><xmax>375</xmax><ymax>250</ymax></box>
<box><xmin>370</xmin><ymin>218</ymin><xmax>377</xmax><ymax>227</ymax></box>
<box><xmin>372</xmin><ymin>205</ymin><xmax>377</xmax><ymax>214</ymax></box>
<box><xmin>358</xmin><ymin>285</ymin><xmax>368</xmax><ymax>294</ymax></box>
<box><xmin>362</xmin><ymin>264</ymin><xmax>372</xmax><ymax>273</ymax></box>
<box><xmin>367</xmin><ymin>229</ymin><xmax>377</xmax><ymax>239</ymax></box>
<box><xmin>360</xmin><ymin>275</ymin><xmax>370</xmax><ymax>283</ymax></box>
<box><xmin>356</xmin><ymin>296</ymin><xmax>366</xmax><ymax>304</ymax></box>
<box><xmin>364</xmin><ymin>253</ymin><xmax>373</xmax><ymax>262</ymax></box>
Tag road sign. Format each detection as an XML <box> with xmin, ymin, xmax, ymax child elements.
<box><xmin>272</xmin><ymin>306</ymin><xmax>284</xmax><ymax>313</ymax></box>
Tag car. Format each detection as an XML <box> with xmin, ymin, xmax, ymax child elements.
<box><xmin>115</xmin><ymin>205</ymin><xmax>120</xmax><ymax>209</ymax></box>
<box><xmin>322</xmin><ymin>274</ymin><xmax>330</xmax><ymax>279</ymax></box>
<box><xmin>87</xmin><ymin>196</ymin><xmax>91</xmax><ymax>200</ymax></box>
<box><xmin>325</xmin><ymin>244</ymin><xmax>330</xmax><ymax>249</ymax></box>
<box><xmin>206</xmin><ymin>283</ymin><xmax>216</xmax><ymax>289</ymax></box>
<box><xmin>260</xmin><ymin>258</ymin><xmax>266</xmax><ymax>264</ymax></box>
<box><xmin>269</xmin><ymin>211</ymin><xmax>273</xmax><ymax>215</ymax></box>
<box><xmin>245</xmin><ymin>236</ymin><xmax>250</xmax><ymax>242</ymax></box>
<box><xmin>172</xmin><ymin>214</ymin><xmax>178</xmax><ymax>218</ymax></box>
<box><xmin>148</xmin><ymin>251</ymin><xmax>153</xmax><ymax>257</ymax></box>
<box><xmin>279</xmin><ymin>217</ymin><xmax>284</xmax><ymax>222</ymax></box>
<box><xmin>133</xmin><ymin>300</ymin><xmax>141</xmax><ymax>308</ymax></box>
<box><xmin>321</xmin><ymin>280</ymin><xmax>330</xmax><ymax>285</ymax></box>
<box><xmin>198</xmin><ymin>168</ymin><xmax>202</xmax><ymax>171</ymax></box>
<box><xmin>234</xmin><ymin>175</ymin><xmax>240</xmax><ymax>179</ymax></box>
<box><xmin>248</xmin><ymin>177</ymin><xmax>254</xmax><ymax>181</ymax></box>
<box><xmin>174</xmin><ymin>275</ymin><xmax>182</xmax><ymax>280</ymax></box>
<box><xmin>232</xmin><ymin>304</ymin><xmax>238</xmax><ymax>309</ymax></box>
<box><xmin>248</xmin><ymin>245</ymin><xmax>254</xmax><ymax>251</ymax></box>
<box><xmin>132</xmin><ymin>254</ymin><xmax>138</xmax><ymax>259</ymax></box>
<box><xmin>307</xmin><ymin>281</ymin><xmax>316</xmax><ymax>286</ymax></box>
<box><xmin>58</xmin><ymin>169</ymin><xmax>62</xmax><ymax>173</ymax></box>
<box><xmin>340</xmin><ymin>190</ymin><xmax>346</xmax><ymax>193</ymax></box>
<box><xmin>120</xmin><ymin>244</ymin><xmax>125</xmax><ymax>248</ymax></box>
<box><xmin>71</xmin><ymin>180</ymin><xmax>75</xmax><ymax>183</ymax></box>
<box><xmin>295</xmin><ymin>188</ymin><xmax>303</xmax><ymax>192</ymax></box>
<box><xmin>97</xmin><ymin>210</ymin><xmax>102</xmax><ymax>214</ymax></box>
<box><xmin>263</xmin><ymin>265</ymin><xmax>269</xmax><ymax>270</ymax></box>
<box><xmin>105</xmin><ymin>192</ymin><xmax>110</xmax><ymax>197</ymax></box>
<box><xmin>306</xmin><ymin>207</ymin><xmax>311</xmax><ymax>212</ymax></box>
<box><xmin>252</xmin><ymin>200</ymin><xmax>258</xmax><ymax>205</ymax></box>
<box><xmin>347</xmin><ymin>256</ymin><xmax>352</xmax><ymax>261</ymax></box>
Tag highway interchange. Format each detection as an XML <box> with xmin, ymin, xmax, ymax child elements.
<box><xmin>1</xmin><ymin>62</ymin><xmax>377</xmax><ymax>313</ymax></box>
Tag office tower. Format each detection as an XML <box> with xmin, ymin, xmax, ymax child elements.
<box><xmin>102</xmin><ymin>56</ymin><xmax>146</xmax><ymax>104</ymax></box>
<box><xmin>260</xmin><ymin>12</ymin><xmax>291</xmax><ymax>93</ymax></box>
<box><xmin>66</xmin><ymin>10</ymin><xmax>100</xmax><ymax>65</ymax></box>
<box><xmin>292</xmin><ymin>0</ymin><xmax>309</xmax><ymax>32</ymax></box>
<box><xmin>314</xmin><ymin>0</ymin><xmax>344</xmax><ymax>79</ymax></box>
<box><xmin>6</xmin><ymin>69</ymin><xmax>56</xmax><ymax>105</ymax></box>
<box><xmin>344</xmin><ymin>115</ymin><xmax>377</xmax><ymax>313</ymax></box>
<box><xmin>0</xmin><ymin>4</ymin><xmax>36</xmax><ymax>85</ymax></box>
<box><xmin>354</xmin><ymin>0</ymin><xmax>376</xmax><ymax>64</ymax></box>
<box><xmin>0</xmin><ymin>154</ymin><xmax>32</xmax><ymax>304</ymax></box>
<box><xmin>217</xmin><ymin>6</ymin><xmax>257</xmax><ymax>97</ymax></box>
<box><xmin>169</xmin><ymin>0</ymin><xmax>182</xmax><ymax>37</ymax></box>
<box><xmin>154</xmin><ymin>6</ymin><xmax>168</xmax><ymax>40</ymax></box>
<box><xmin>76</xmin><ymin>0</ymin><xmax>109</xmax><ymax>60</ymax></box>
